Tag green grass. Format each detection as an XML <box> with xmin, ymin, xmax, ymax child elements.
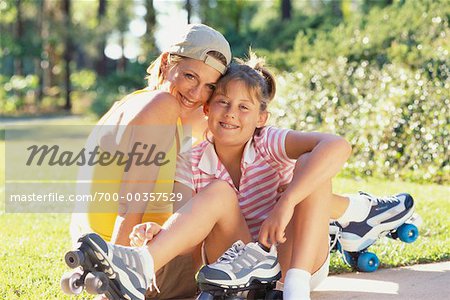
<box><xmin>0</xmin><ymin>118</ymin><xmax>449</xmax><ymax>299</ymax></box>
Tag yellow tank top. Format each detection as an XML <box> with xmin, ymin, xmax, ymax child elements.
<box><xmin>86</xmin><ymin>90</ymin><xmax>182</xmax><ymax>241</ymax></box>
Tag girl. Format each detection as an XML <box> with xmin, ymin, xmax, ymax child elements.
<box><xmin>66</xmin><ymin>55</ymin><xmax>414</xmax><ymax>300</ymax></box>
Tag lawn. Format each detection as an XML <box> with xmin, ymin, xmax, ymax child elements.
<box><xmin>0</xmin><ymin>119</ymin><xmax>449</xmax><ymax>299</ymax></box>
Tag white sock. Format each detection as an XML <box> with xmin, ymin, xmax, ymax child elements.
<box><xmin>336</xmin><ymin>194</ymin><xmax>371</xmax><ymax>225</ymax></box>
<box><xmin>284</xmin><ymin>268</ymin><xmax>311</xmax><ymax>300</ymax></box>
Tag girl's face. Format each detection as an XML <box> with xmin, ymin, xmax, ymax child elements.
<box><xmin>162</xmin><ymin>55</ymin><xmax>222</xmax><ymax>114</ymax></box>
<box><xmin>204</xmin><ymin>80</ymin><xmax>268</xmax><ymax>148</ymax></box>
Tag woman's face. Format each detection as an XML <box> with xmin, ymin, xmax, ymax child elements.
<box><xmin>162</xmin><ymin>55</ymin><xmax>222</xmax><ymax>114</ymax></box>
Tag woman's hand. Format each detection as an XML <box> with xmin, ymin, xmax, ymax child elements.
<box><xmin>129</xmin><ymin>222</ymin><xmax>162</xmax><ymax>247</ymax></box>
<box><xmin>258</xmin><ymin>199</ymin><xmax>295</xmax><ymax>248</ymax></box>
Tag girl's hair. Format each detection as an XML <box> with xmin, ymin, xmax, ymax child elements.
<box><xmin>212</xmin><ymin>52</ymin><xmax>276</xmax><ymax>112</ymax></box>
<box><xmin>146</xmin><ymin>51</ymin><xmax>227</xmax><ymax>90</ymax></box>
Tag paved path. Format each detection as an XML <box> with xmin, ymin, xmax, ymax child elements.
<box><xmin>312</xmin><ymin>261</ymin><xmax>450</xmax><ymax>299</ymax></box>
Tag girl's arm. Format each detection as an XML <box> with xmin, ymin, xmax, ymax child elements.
<box><xmin>281</xmin><ymin>131</ymin><xmax>352</xmax><ymax>207</ymax></box>
<box><xmin>259</xmin><ymin>131</ymin><xmax>351</xmax><ymax>246</ymax></box>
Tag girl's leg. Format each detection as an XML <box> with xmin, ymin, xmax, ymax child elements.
<box><xmin>276</xmin><ymin>179</ymin><xmax>332</xmax><ymax>300</ymax></box>
<box><xmin>147</xmin><ymin>180</ymin><xmax>251</xmax><ymax>271</ymax></box>
<box><xmin>278</xmin><ymin>179</ymin><xmax>332</xmax><ymax>278</ymax></box>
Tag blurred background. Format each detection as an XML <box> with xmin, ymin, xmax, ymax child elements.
<box><xmin>0</xmin><ymin>0</ymin><xmax>449</xmax><ymax>184</ymax></box>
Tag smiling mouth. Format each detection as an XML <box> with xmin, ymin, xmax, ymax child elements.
<box><xmin>179</xmin><ymin>94</ymin><xmax>198</xmax><ymax>109</ymax></box>
<box><xmin>219</xmin><ymin>122</ymin><xmax>239</xmax><ymax>129</ymax></box>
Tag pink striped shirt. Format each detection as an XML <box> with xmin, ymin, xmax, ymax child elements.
<box><xmin>175</xmin><ymin>126</ymin><xmax>296</xmax><ymax>240</ymax></box>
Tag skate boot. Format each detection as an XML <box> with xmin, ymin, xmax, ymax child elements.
<box><xmin>333</xmin><ymin>192</ymin><xmax>418</xmax><ymax>272</ymax></box>
<box><xmin>61</xmin><ymin>233</ymin><xmax>155</xmax><ymax>300</ymax></box>
<box><xmin>196</xmin><ymin>240</ymin><xmax>281</xmax><ymax>299</ymax></box>
<box><xmin>339</xmin><ymin>192</ymin><xmax>415</xmax><ymax>252</ymax></box>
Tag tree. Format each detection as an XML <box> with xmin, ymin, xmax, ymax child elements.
<box><xmin>95</xmin><ymin>0</ymin><xmax>108</xmax><ymax>77</ymax></box>
<box><xmin>62</xmin><ymin>0</ymin><xmax>72</xmax><ymax>111</ymax></box>
<box><xmin>281</xmin><ymin>0</ymin><xmax>291</xmax><ymax>20</ymax></box>
<box><xmin>186</xmin><ymin>0</ymin><xmax>192</xmax><ymax>24</ymax></box>
<box><xmin>15</xmin><ymin>0</ymin><xmax>24</xmax><ymax>76</ymax></box>
<box><xmin>143</xmin><ymin>0</ymin><xmax>158</xmax><ymax>58</ymax></box>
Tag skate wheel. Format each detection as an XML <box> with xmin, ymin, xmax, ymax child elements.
<box><xmin>65</xmin><ymin>250</ymin><xmax>85</xmax><ymax>268</ymax></box>
<box><xmin>61</xmin><ymin>270</ymin><xmax>83</xmax><ymax>295</ymax></box>
<box><xmin>397</xmin><ymin>223</ymin><xmax>419</xmax><ymax>243</ymax></box>
<box><xmin>357</xmin><ymin>252</ymin><xmax>379</xmax><ymax>272</ymax></box>
<box><xmin>196</xmin><ymin>291</ymin><xmax>215</xmax><ymax>300</ymax></box>
<box><xmin>343</xmin><ymin>251</ymin><xmax>357</xmax><ymax>268</ymax></box>
<box><xmin>84</xmin><ymin>272</ymin><xmax>109</xmax><ymax>294</ymax></box>
<box><xmin>264</xmin><ymin>289</ymin><xmax>283</xmax><ymax>300</ymax></box>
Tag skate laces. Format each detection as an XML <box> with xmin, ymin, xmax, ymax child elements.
<box><xmin>329</xmin><ymin>223</ymin><xmax>341</xmax><ymax>251</ymax></box>
<box><xmin>217</xmin><ymin>241</ymin><xmax>246</xmax><ymax>263</ymax></box>
<box><xmin>115</xmin><ymin>245</ymin><xmax>160</xmax><ymax>294</ymax></box>
<box><xmin>360</xmin><ymin>192</ymin><xmax>399</xmax><ymax>205</ymax></box>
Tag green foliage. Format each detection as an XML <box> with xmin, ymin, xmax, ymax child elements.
<box><xmin>262</xmin><ymin>0</ymin><xmax>450</xmax><ymax>184</ymax></box>
<box><xmin>271</xmin><ymin>60</ymin><xmax>449</xmax><ymax>184</ymax></box>
<box><xmin>90</xmin><ymin>62</ymin><xmax>147</xmax><ymax>117</ymax></box>
<box><xmin>70</xmin><ymin>70</ymin><xmax>96</xmax><ymax>91</ymax></box>
<box><xmin>0</xmin><ymin>74</ymin><xmax>39</xmax><ymax>114</ymax></box>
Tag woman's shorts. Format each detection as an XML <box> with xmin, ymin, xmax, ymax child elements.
<box><xmin>146</xmin><ymin>254</ymin><xmax>198</xmax><ymax>299</ymax></box>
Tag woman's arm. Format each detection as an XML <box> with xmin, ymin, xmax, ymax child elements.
<box><xmin>110</xmin><ymin>93</ymin><xmax>182</xmax><ymax>245</ymax></box>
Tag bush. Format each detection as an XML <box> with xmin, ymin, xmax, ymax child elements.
<box><xmin>260</xmin><ymin>0</ymin><xmax>449</xmax><ymax>184</ymax></box>
<box><xmin>270</xmin><ymin>58</ymin><xmax>449</xmax><ymax>184</ymax></box>
<box><xmin>0</xmin><ymin>74</ymin><xmax>39</xmax><ymax>114</ymax></box>
<box><xmin>90</xmin><ymin>63</ymin><xmax>147</xmax><ymax>117</ymax></box>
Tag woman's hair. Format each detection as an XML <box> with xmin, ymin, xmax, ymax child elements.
<box><xmin>146</xmin><ymin>51</ymin><xmax>227</xmax><ymax>90</ymax></box>
<box><xmin>211</xmin><ymin>51</ymin><xmax>276</xmax><ymax>112</ymax></box>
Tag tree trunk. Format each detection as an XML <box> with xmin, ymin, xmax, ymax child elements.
<box><xmin>62</xmin><ymin>0</ymin><xmax>72</xmax><ymax>111</ymax></box>
<box><xmin>95</xmin><ymin>0</ymin><xmax>108</xmax><ymax>77</ymax></box>
<box><xmin>36</xmin><ymin>0</ymin><xmax>45</xmax><ymax>103</ymax></box>
<box><xmin>281</xmin><ymin>0</ymin><xmax>292</xmax><ymax>20</ymax></box>
<box><xmin>186</xmin><ymin>0</ymin><xmax>192</xmax><ymax>24</ymax></box>
<box><xmin>144</xmin><ymin>0</ymin><xmax>157</xmax><ymax>56</ymax></box>
<box><xmin>331</xmin><ymin>0</ymin><xmax>343</xmax><ymax>19</ymax></box>
<box><xmin>15</xmin><ymin>0</ymin><xmax>24</xmax><ymax>76</ymax></box>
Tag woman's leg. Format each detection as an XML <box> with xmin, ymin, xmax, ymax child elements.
<box><xmin>147</xmin><ymin>180</ymin><xmax>251</xmax><ymax>271</ymax></box>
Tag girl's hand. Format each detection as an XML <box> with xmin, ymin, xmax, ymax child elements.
<box><xmin>258</xmin><ymin>199</ymin><xmax>295</xmax><ymax>248</ymax></box>
<box><xmin>129</xmin><ymin>222</ymin><xmax>162</xmax><ymax>247</ymax></box>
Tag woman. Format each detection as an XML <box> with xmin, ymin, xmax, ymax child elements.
<box><xmin>70</xmin><ymin>23</ymin><xmax>231</xmax><ymax>246</ymax></box>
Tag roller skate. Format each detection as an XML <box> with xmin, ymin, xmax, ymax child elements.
<box><xmin>60</xmin><ymin>233</ymin><xmax>154</xmax><ymax>300</ymax></box>
<box><xmin>331</xmin><ymin>192</ymin><xmax>421</xmax><ymax>272</ymax></box>
<box><xmin>196</xmin><ymin>240</ymin><xmax>282</xmax><ymax>300</ymax></box>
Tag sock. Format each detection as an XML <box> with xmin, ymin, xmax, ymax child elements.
<box><xmin>336</xmin><ymin>193</ymin><xmax>371</xmax><ymax>225</ymax></box>
<box><xmin>284</xmin><ymin>268</ymin><xmax>311</xmax><ymax>300</ymax></box>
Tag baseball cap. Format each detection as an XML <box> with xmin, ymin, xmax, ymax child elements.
<box><xmin>168</xmin><ymin>24</ymin><xmax>232</xmax><ymax>74</ymax></box>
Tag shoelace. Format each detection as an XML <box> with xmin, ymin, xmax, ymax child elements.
<box><xmin>217</xmin><ymin>243</ymin><xmax>245</xmax><ymax>263</ymax></box>
<box><xmin>360</xmin><ymin>192</ymin><xmax>400</xmax><ymax>204</ymax></box>
<box><xmin>116</xmin><ymin>246</ymin><xmax>161</xmax><ymax>294</ymax></box>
